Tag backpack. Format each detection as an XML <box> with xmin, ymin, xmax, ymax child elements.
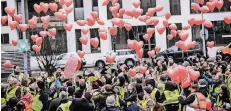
<box><xmin>126</xmin><ymin>103</ymin><xmax>140</xmax><ymax>111</ymax></box>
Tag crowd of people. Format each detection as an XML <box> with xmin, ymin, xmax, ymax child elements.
<box><xmin>1</xmin><ymin>54</ymin><xmax>231</xmax><ymax>111</ymax></box>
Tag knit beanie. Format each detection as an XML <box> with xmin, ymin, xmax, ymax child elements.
<box><xmin>106</xmin><ymin>95</ymin><xmax>116</xmax><ymax>107</ymax></box>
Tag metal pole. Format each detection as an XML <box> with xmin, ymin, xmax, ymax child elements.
<box><xmin>201</xmin><ymin>13</ymin><xmax>207</xmax><ymax>57</ymax></box>
<box><xmin>21</xmin><ymin>0</ymin><xmax>28</xmax><ymax>75</ymax></box>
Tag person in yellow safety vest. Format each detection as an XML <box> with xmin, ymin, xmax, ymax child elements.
<box><xmin>157</xmin><ymin>74</ymin><xmax>167</xmax><ymax>95</ymax></box>
<box><xmin>137</xmin><ymin>92</ymin><xmax>148</xmax><ymax>111</ymax></box>
<box><xmin>145</xmin><ymin>79</ymin><xmax>161</xmax><ymax>102</ymax></box>
<box><xmin>4</xmin><ymin>74</ymin><xmax>21</xmax><ymax>105</ymax></box>
<box><xmin>56</xmin><ymin>91</ymin><xmax>73</xmax><ymax>111</ymax></box>
<box><xmin>114</xmin><ymin>76</ymin><xmax>126</xmax><ymax>107</ymax></box>
<box><xmin>124</xmin><ymin>83</ymin><xmax>137</xmax><ymax>107</ymax></box>
<box><xmin>179</xmin><ymin>84</ymin><xmax>210</xmax><ymax>111</ymax></box>
<box><xmin>12</xmin><ymin>65</ymin><xmax>24</xmax><ymax>82</ymax></box>
<box><xmin>159</xmin><ymin>81</ymin><xmax>179</xmax><ymax>111</ymax></box>
<box><xmin>202</xmin><ymin>73</ymin><xmax>225</xmax><ymax>104</ymax></box>
<box><xmin>32</xmin><ymin>80</ymin><xmax>49</xmax><ymax>111</ymax></box>
<box><xmin>215</xmin><ymin>85</ymin><xmax>230</xmax><ymax>111</ymax></box>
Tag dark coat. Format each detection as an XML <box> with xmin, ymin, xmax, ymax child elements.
<box><xmin>48</xmin><ymin>98</ymin><xmax>61</xmax><ymax>111</ymax></box>
<box><xmin>70</xmin><ymin>98</ymin><xmax>94</xmax><ymax>111</ymax></box>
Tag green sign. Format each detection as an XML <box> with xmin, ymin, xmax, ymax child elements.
<box><xmin>18</xmin><ymin>39</ymin><xmax>29</xmax><ymax>52</ymax></box>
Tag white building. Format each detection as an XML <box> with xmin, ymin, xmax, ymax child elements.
<box><xmin>1</xmin><ymin>0</ymin><xmax>231</xmax><ymax>63</ymax></box>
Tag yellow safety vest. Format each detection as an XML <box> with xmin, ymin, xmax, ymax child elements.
<box><xmin>1</xmin><ymin>98</ymin><xmax>6</xmax><ymax>105</ymax></box>
<box><xmin>18</xmin><ymin>72</ymin><xmax>24</xmax><ymax>82</ymax></box>
<box><xmin>216</xmin><ymin>96</ymin><xmax>223</xmax><ymax>108</ymax></box>
<box><xmin>115</xmin><ymin>86</ymin><xmax>125</xmax><ymax>107</ymax></box>
<box><xmin>151</xmin><ymin>88</ymin><xmax>158</xmax><ymax>100</ymax></box>
<box><xmin>59</xmin><ymin>101</ymin><xmax>72</xmax><ymax>111</ymax></box>
<box><xmin>225</xmin><ymin>78</ymin><xmax>231</xmax><ymax>97</ymax></box>
<box><xmin>164</xmin><ymin>90</ymin><xmax>179</xmax><ymax>104</ymax></box>
<box><xmin>32</xmin><ymin>94</ymin><xmax>43</xmax><ymax>111</ymax></box>
<box><xmin>138</xmin><ymin>98</ymin><xmax>147</xmax><ymax>110</ymax></box>
<box><xmin>6</xmin><ymin>86</ymin><xmax>19</xmax><ymax>102</ymax></box>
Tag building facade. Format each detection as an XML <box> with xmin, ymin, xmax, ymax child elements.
<box><xmin>1</xmin><ymin>0</ymin><xmax>231</xmax><ymax>59</ymax></box>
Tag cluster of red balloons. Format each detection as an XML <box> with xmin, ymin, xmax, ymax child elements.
<box><xmin>4</xmin><ymin>60</ymin><xmax>12</xmax><ymax>68</ymax></box>
<box><xmin>106</xmin><ymin>55</ymin><xmax>116</xmax><ymax>64</ymax></box>
<box><xmin>167</xmin><ymin>65</ymin><xmax>200</xmax><ymax>88</ymax></box>
<box><xmin>191</xmin><ymin>0</ymin><xmax>224</xmax><ymax>12</ymax></box>
<box><xmin>175</xmin><ymin>41</ymin><xmax>197</xmax><ymax>52</ymax></box>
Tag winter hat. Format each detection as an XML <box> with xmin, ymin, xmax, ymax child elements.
<box><xmin>67</xmin><ymin>86</ymin><xmax>75</xmax><ymax>96</ymax></box>
<box><xmin>37</xmin><ymin>80</ymin><xmax>45</xmax><ymax>89</ymax></box>
<box><xmin>106</xmin><ymin>95</ymin><xmax>116</xmax><ymax>107</ymax></box>
<box><xmin>8</xmin><ymin>97</ymin><xmax>19</xmax><ymax>108</ymax></box>
<box><xmin>144</xmin><ymin>87</ymin><xmax>152</xmax><ymax>94</ymax></box>
<box><xmin>146</xmin><ymin>79</ymin><xmax>156</xmax><ymax>88</ymax></box>
<box><xmin>59</xmin><ymin>91</ymin><xmax>68</xmax><ymax>100</ymax></box>
<box><xmin>198</xmin><ymin>79</ymin><xmax>208</xmax><ymax>88</ymax></box>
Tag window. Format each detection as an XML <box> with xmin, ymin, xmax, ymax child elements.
<box><xmin>192</xmin><ymin>21</ymin><xmax>231</xmax><ymax>46</ymax></box>
<box><xmin>190</xmin><ymin>0</ymin><xmax>231</xmax><ymax>13</ymax></box>
<box><xmin>90</xmin><ymin>28</ymin><xmax>101</xmax><ymax>53</ymax></box>
<box><xmin>107</xmin><ymin>0</ymin><xmax>122</xmax><ymax>19</ymax></box>
<box><xmin>17</xmin><ymin>1</ymin><xmax>21</xmax><ymax>14</ymax></box>
<box><xmin>54</xmin><ymin>28</ymin><xmax>67</xmax><ymax>53</ymax></box>
<box><xmin>74</xmin><ymin>0</ymin><xmax>84</xmax><ymax>20</ymax></box>
<box><xmin>170</xmin><ymin>0</ymin><xmax>181</xmax><ymax>15</ymax></box>
<box><xmin>166</xmin><ymin>23</ymin><xmax>182</xmax><ymax>48</ymax></box>
<box><xmin>75</xmin><ymin>29</ymin><xmax>82</xmax><ymax>51</ymax></box>
<box><xmin>1</xmin><ymin>1</ymin><xmax>8</xmax><ymax>26</ymax></box>
<box><xmin>140</xmin><ymin>0</ymin><xmax>156</xmax><ymax>15</ymax></box>
<box><xmin>92</xmin><ymin>0</ymin><xmax>98</xmax><ymax>12</ymax></box>
<box><xmin>118</xmin><ymin>51</ymin><xmax>126</xmax><ymax>55</ymax></box>
<box><xmin>112</xmin><ymin>28</ymin><xmax>128</xmax><ymax>50</ymax></box>
<box><xmin>1</xmin><ymin>34</ymin><xmax>9</xmax><ymax>44</ymax></box>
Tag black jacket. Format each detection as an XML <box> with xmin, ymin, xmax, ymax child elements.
<box><xmin>39</xmin><ymin>89</ymin><xmax>50</xmax><ymax>111</ymax></box>
<box><xmin>71</xmin><ymin>98</ymin><xmax>94</xmax><ymax>111</ymax></box>
<box><xmin>48</xmin><ymin>98</ymin><xmax>61</xmax><ymax>111</ymax></box>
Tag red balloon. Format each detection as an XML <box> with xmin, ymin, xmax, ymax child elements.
<box><xmin>165</xmin><ymin>12</ymin><xmax>171</xmax><ymax>20</ymax></box>
<box><xmin>206</xmin><ymin>99</ymin><xmax>212</xmax><ymax>111</ymax></box>
<box><xmin>163</xmin><ymin>20</ymin><xmax>168</xmax><ymax>27</ymax></box>
<box><xmin>175</xmin><ymin>41</ymin><xmax>181</xmax><ymax>48</ymax></box>
<box><xmin>48</xmin><ymin>28</ymin><xmax>56</xmax><ymax>37</ymax></box>
<box><xmin>203</xmin><ymin>21</ymin><xmax>213</xmax><ymax>28</ymax></box>
<box><xmin>188</xmin><ymin>18</ymin><xmax>195</xmax><ymax>26</ymax></box>
<box><xmin>174</xmin><ymin>65</ymin><xmax>188</xmax><ymax>82</ymax></box>
<box><xmin>139</xmin><ymin>66</ymin><xmax>147</xmax><ymax>74</ymax></box>
<box><xmin>97</xmin><ymin>20</ymin><xmax>104</xmax><ymax>25</ymax></box>
<box><xmin>179</xmin><ymin>31</ymin><xmax>189</xmax><ymax>41</ymax></box>
<box><xmin>9</xmin><ymin>21</ymin><xmax>18</xmax><ymax>30</ymax></box>
<box><xmin>139</xmin><ymin>15</ymin><xmax>148</xmax><ymax>22</ymax></box>
<box><xmin>128</xmin><ymin>68</ymin><xmax>136</xmax><ymax>77</ymax></box>
<box><xmin>13</xmin><ymin>14</ymin><xmax>22</xmax><ymax>23</ymax></box>
<box><xmin>147</xmin><ymin>28</ymin><xmax>155</xmax><ymax>34</ymax></box>
<box><xmin>206</xmin><ymin>2</ymin><xmax>216</xmax><ymax>12</ymax></box>
<box><xmin>36</xmin><ymin>37</ymin><xmax>43</xmax><ymax>46</ymax></box>
<box><xmin>136</xmin><ymin>48</ymin><xmax>143</xmax><ymax>58</ymax></box>
<box><xmin>40</xmin><ymin>2</ymin><xmax>49</xmax><ymax>13</ymax></box>
<box><xmin>64</xmin><ymin>24</ymin><xmax>73</xmax><ymax>31</ymax></box>
<box><xmin>91</xmin><ymin>11</ymin><xmax>98</xmax><ymax>20</ymax></box>
<box><xmin>79</xmin><ymin>37</ymin><xmax>88</xmax><ymax>45</ymax></box>
<box><xmin>155</xmin><ymin>47</ymin><xmax>161</xmax><ymax>53</ymax></box>
<box><xmin>200</xmin><ymin>6</ymin><xmax>210</xmax><ymax>13</ymax></box>
<box><xmin>64</xmin><ymin>0</ymin><xmax>73</xmax><ymax>7</ymax></box>
<box><xmin>169</xmin><ymin>23</ymin><xmax>177</xmax><ymax>30</ymax></box>
<box><xmin>109</xmin><ymin>27</ymin><xmax>117</xmax><ymax>36</ymax></box>
<box><xmin>146</xmin><ymin>18</ymin><xmax>154</xmax><ymax>25</ymax></box>
<box><xmin>155</xmin><ymin>5</ymin><xmax>164</xmax><ymax>12</ymax></box>
<box><xmin>207</xmin><ymin>41</ymin><xmax>214</xmax><ymax>48</ymax></box>
<box><xmin>49</xmin><ymin>3</ymin><xmax>58</xmax><ymax>11</ymax></box>
<box><xmin>147</xmin><ymin>50</ymin><xmax>155</xmax><ymax>57</ymax></box>
<box><xmin>76</xmin><ymin>20</ymin><xmax>86</xmax><ymax>26</ymax></box>
<box><xmin>224</xmin><ymin>15</ymin><xmax>231</xmax><ymax>24</ymax></box>
<box><xmin>59</xmin><ymin>0</ymin><xmax>65</xmax><ymax>6</ymax></box>
<box><xmin>191</xmin><ymin>3</ymin><xmax>200</xmax><ymax>11</ymax></box>
<box><xmin>4</xmin><ymin>60</ymin><xmax>12</xmax><ymax>68</ymax></box>
<box><xmin>106</xmin><ymin>55</ymin><xmax>115</xmax><ymax>64</ymax></box>
<box><xmin>77</xmin><ymin>50</ymin><xmax>85</xmax><ymax>58</ymax></box>
<box><xmin>157</xmin><ymin>25</ymin><xmax>166</xmax><ymax>35</ymax></box>
<box><xmin>133</xmin><ymin>41</ymin><xmax>143</xmax><ymax>50</ymax></box>
<box><xmin>31</xmin><ymin>35</ymin><xmax>38</xmax><ymax>42</ymax></box>
<box><xmin>11</xmin><ymin>40</ymin><xmax>18</xmax><ymax>46</ymax></box>
<box><xmin>28</xmin><ymin>19</ymin><xmax>37</xmax><ymax>29</ymax></box>
<box><xmin>39</xmin><ymin>31</ymin><xmax>47</xmax><ymax>37</ymax></box>
<box><xmin>64</xmin><ymin>56</ymin><xmax>78</xmax><ymax>78</ymax></box>
<box><xmin>125</xmin><ymin>23</ymin><xmax>132</xmax><ymax>31</ymax></box>
<box><xmin>119</xmin><ymin>9</ymin><xmax>125</xmax><ymax>17</ymax></box>
<box><xmin>4</xmin><ymin>7</ymin><xmax>15</xmax><ymax>16</ymax></box>
<box><xmin>215</xmin><ymin>0</ymin><xmax>224</xmax><ymax>10</ymax></box>
<box><xmin>182</xmin><ymin>25</ymin><xmax>191</xmax><ymax>30</ymax></box>
<box><xmin>197</xmin><ymin>0</ymin><xmax>204</xmax><ymax>5</ymax></box>
<box><xmin>18</xmin><ymin>24</ymin><xmax>28</xmax><ymax>32</ymax></box>
<box><xmin>65</xmin><ymin>6</ymin><xmax>73</xmax><ymax>13</ymax></box>
<box><xmin>99</xmin><ymin>32</ymin><xmax>107</xmax><ymax>40</ymax></box>
<box><xmin>167</xmin><ymin>34</ymin><xmax>174</xmax><ymax>40</ymax></box>
<box><xmin>182</xmin><ymin>77</ymin><xmax>192</xmax><ymax>88</ymax></box>
<box><xmin>194</xmin><ymin>18</ymin><xmax>205</xmax><ymax>25</ymax></box>
<box><xmin>153</xmin><ymin>19</ymin><xmax>159</xmax><ymax>26</ymax></box>
<box><xmin>143</xmin><ymin>34</ymin><xmax>152</xmax><ymax>40</ymax></box>
<box><xmin>188</xmin><ymin>69</ymin><xmax>200</xmax><ymax>81</ymax></box>
<box><xmin>32</xmin><ymin>45</ymin><xmax>41</xmax><ymax>52</ymax></box>
<box><xmin>98</xmin><ymin>27</ymin><xmax>107</xmax><ymax>32</ymax></box>
<box><xmin>41</xmin><ymin>15</ymin><xmax>51</xmax><ymax>24</ymax></box>
<box><xmin>132</xmin><ymin>1</ymin><xmax>141</xmax><ymax>8</ymax></box>
<box><xmin>127</xmin><ymin>39</ymin><xmax>135</xmax><ymax>49</ymax></box>
<box><xmin>102</xmin><ymin>0</ymin><xmax>110</xmax><ymax>6</ymax></box>
<box><xmin>1</xmin><ymin>16</ymin><xmax>8</xmax><ymax>25</ymax></box>
<box><xmin>81</xmin><ymin>28</ymin><xmax>89</xmax><ymax>35</ymax></box>
<box><xmin>90</xmin><ymin>37</ymin><xmax>99</xmax><ymax>48</ymax></box>
<box><xmin>189</xmin><ymin>41</ymin><xmax>197</xmax><ymax>48</ymax></box>
<box><xmin>76</xmin><ymin>59</ymin><xmax>82</xmax><ymax>71</ymax></box>
<box><xmin>171</xmin><ymin>30</ymin><xmax>177</xmax><ymax>37</ymax></box>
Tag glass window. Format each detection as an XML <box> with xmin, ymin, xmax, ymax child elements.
<box><xmin>140</xmin><ymin>0</ymin><xmax>156</xmax><ymax>15</ymax></box>
<box><xmin>111</xmin><ymin>28</ymin><xmax>128</xmax><ymax>50</ymax></box>
<box><xmin>92</xmin><ymin>0</ymin><xmax>98</xmax><ymax>12</ymax></box>
<box><xmin>1</xmin><ymin>34</ymin><xmax>9</xmax><ymax>44</ymax></box>
<box><xmin>118</xmin><ymin>51</ymin><xmax>126</xmax><ymax>55</ymax></box>
<box><xmin>75</xmin><ymin>29</ymin><xmax>82</xmax><ymax>51</ymax></box>
<box><xmin>190</xmin><ymin>0</ymin><xmax>231</xmax><ymax>13</ymax></box>
<box><xmin>74</xmin><ymin>0</ymin><xmax>84</xmax><ymax>20</ymax></box>
<box><xmin>170</xmin><ymin>0</ymin><xmax>181</xmax><ymax>15</ymax></box>
<box><xmin>90</xmin><ymin>28</ymin><xmax>101</xmax><ymax>53</ymax></box>
<box><xmin>74</xmin><ymin>0</ymin><xmax>84</xmax><ymax>7</ymax></box>
<box><xmin>192</xmin><ymin>21</ymin><xmax>231</xmax><ymax>46</ymax></box>
<box><xmin>166</xmin><ymin>23</ymin><xmax>182</xmax><ymax>48</ymax></box>
<box><xmin>53</xmin><ymin>28</ymin><xmax>67</xmax><ymax>53</ymax></box>
<box><xmin>1</xmin><ymin>1</ymin><xmax>8</xmax><ymax>26</ymax></box>
<box><xmin>107</xmin><ymin>0</ymin><xmax>122</xmax><ymax>19</ymax></box>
